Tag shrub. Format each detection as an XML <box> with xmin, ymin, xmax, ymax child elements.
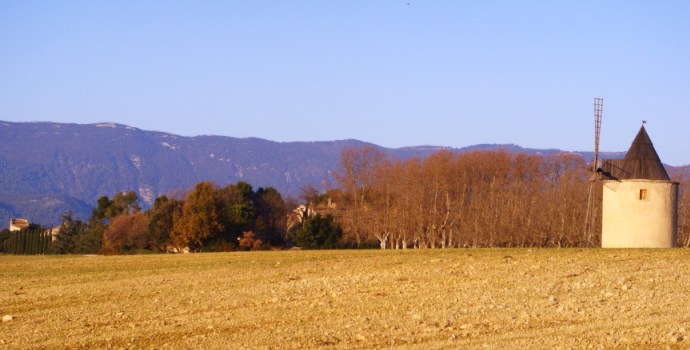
<box><xmin>238</xmin><ymin>231</ymin><xmax>263</xmax><ymax>250</ymax></box>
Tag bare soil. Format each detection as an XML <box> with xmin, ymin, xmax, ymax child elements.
<box><xmin>1</xmin><ymin>249</ymin><xmax>690</xmax><ymax>349</ymax></box>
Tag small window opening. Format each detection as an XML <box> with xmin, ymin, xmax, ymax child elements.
<box><xmin>639</xmin><ymin>188</ymin><xmax>648</xmax><ymax>200</ymax></box>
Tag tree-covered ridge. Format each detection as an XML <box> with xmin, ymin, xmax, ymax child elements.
<box><xmin>1</xmin><ymin>120</ymin><xmax>630</xmax><ymax>227</ymax></box>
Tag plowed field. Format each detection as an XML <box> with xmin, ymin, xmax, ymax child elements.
<box><xmin>2</xmin><ymin>249</ymin><xmax>690</xmax><ymax>349</ymax></box>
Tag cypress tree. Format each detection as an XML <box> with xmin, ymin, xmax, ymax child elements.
<box><xmin>18</xmin><ymin>231</ymin><xmax>25</xmax><ymax>255</ymax></box>
<box><xmin>9</xmin><ymin>234</ymin><xmax>16</xmax><ymax>254</ymax></box>
<box><xmin>36</xmin><ymin>231</ymin><xmax>41</xmax><ymax>254</ymax></box>
<box><xmin>28</xmin><ymin>231</ymin><xmax>34</xmax><ymax>255</ymax></box>
<box><xmin>29</xmin><ymin>230</ymin><xmax>35</xmax><ymax>254</ymax></box>
<box><xmin>23</xmin><ymin>231</ymin><xmax>29</xmax><ymax>255</ymax></box>
<box><xmin>33</xmin><ymin>230</ymin><xmax>39</xmax><ymax>254</ymax></box>
<box><xmin>46</xmin><ymin>232</ymin><xmax>51</xmax><ymax>254</ymax></box>
<box><xmin>42</xmin><ymin>232</ymin><xmax>49</xmax><ymax>254</ymax></box>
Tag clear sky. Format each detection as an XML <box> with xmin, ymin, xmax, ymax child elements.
<box><xmin>1</xmin><ymin>1</ymin><xmax>689</xmax><ymax>165</ymax></box>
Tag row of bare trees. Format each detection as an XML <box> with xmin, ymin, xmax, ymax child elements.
<box><xmin>332</xmin><ymin>146</ymin><xmax>690</xmax><ymax>249</ymax></box>
<box><xmin>332</xmin><ymin>147</ymin><xmax>602</xmax><ymax>248</ymax></box>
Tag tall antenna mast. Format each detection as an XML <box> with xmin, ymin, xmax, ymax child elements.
<box><xmin>593</xmin><ymin>97</ymin><xmax>603</xmax><ymax>173</ymax></box>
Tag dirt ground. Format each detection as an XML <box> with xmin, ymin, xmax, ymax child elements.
<box><xmin>1</xmin><ymin>249</ymin><xmax>690</xmax><ymax>349</ymax></box>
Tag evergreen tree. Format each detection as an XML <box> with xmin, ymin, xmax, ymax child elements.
<box><xmin>147</xmin><ymin>195</ymin><xmax>182</xmax><ymax>252</ymax></box>
<box><xmin>77</xmin><ymin>223</ymin><xmax>104</xmax><ymax>254</ymax></box>
<box><xmin>294</xmin><ymin>214</ymin><xmax>342</xmax><ymax>249</ymax></box>
<box><xmin>0</xmin><ymin>229</ymin><xmax>10</xmax><ymax>253</ymax></box>
<box><xmin>216</xmin><ymin>182</ymin><xmax>255</xmax><ymax>243</ymax></box>
<box><xmin>50</xmin><ymin>212</ymin><xmax>87</xmax><ymax>254</ymax></box>
<box><xmin>255</xmin><ymin>187</ymin><xmax>287</xmax><ymax>246</ymax></box>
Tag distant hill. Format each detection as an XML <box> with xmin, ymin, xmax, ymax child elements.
<box><xmin>1</xmin><ymin>120</ymin><xmax>682</xmax><ymax>227</ymax></box>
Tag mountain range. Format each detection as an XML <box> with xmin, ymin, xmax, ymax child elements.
<box><xmin>1</xmin><ymin>120</ymin><xmax>678</xmax><ymax>227</ymax></box>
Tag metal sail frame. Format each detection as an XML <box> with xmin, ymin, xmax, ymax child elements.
<box><xmin>593</xmin><ymin>98</ymin><xmax>603</xmax><ymax>173</ymax></box>
<box><xmin>584</xmin><ymin>97</ymin><xmax>603</xmax><ymax>245</ymax></box>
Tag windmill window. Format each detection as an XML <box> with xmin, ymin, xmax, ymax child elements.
<box><xmin>639</xmin><ymin>189</ymin><xmax>648</xmax><ymax>200</ymax></box>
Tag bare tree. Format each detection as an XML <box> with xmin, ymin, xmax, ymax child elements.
<box><xmin>334</xmin><ymin>146</ymin><xmax>386</xmax><ymax>246</ymax></box>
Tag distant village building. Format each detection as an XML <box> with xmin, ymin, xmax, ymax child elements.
<box><xmin>44</xmin><ymin>226</ymin><xmax>61</xmax><ymax>242</ymax></box>
<box><xmin>599</xmin><ymin>126</ymin><xmax>678</xmax><ymax>248</ymax></box>
<box><xmin>9</xmin><ymin>218</ymin><xmax>60</xmax><ymax>241</ymax></box>
<box><xmin>287</xmin><ymin>198</ymin><xmax>340</xmax><ymax>232</ymax></box>
<box><xmin>9</xmin><ymin>218</ymin><xmax>29</xmax><ymax>232</ymax></box>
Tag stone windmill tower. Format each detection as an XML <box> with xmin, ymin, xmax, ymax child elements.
<box><xmin>598</xmin><ymin>123</ymin><xmax>679</xmax><ymax>248</ymax></box>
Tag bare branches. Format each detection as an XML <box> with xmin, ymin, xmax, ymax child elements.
<box><xmin>334</xmin><ymin>149</ymin><xmax>597</xmax><ymax>248</ymax></box>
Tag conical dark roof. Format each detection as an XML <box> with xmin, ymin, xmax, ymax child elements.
<box><xmin>600</xmin><ymin>125</ymin><xmax>669</xmax><ymax>180</ymax></box>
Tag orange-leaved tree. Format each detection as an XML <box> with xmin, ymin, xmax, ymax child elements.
<box><xmin>171</xmin><ymin>182</ymin><xmax>224</xmax><ymax>251</ymax></box>
<box><xmin>102</xmin><ymin>212</ymin><xmax>150</xmax><ymax>254</ymax></box>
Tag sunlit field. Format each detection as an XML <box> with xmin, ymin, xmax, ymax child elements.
<box><xmin>2</xmin><ymin>249</ymin><xmax>690</xmax><ymax>349</ymax></box>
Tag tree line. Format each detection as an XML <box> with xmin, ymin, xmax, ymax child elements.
<box><xmin>0</xmin><ymin>181</ymin><xmax>343</xmax><ymax>254</ymax></box>
<box><xmin>331</xmin><ymin>146</ymin><xmax>690</xmax><ymax>249</ymax></box>
<box><xmin>1</xmin><ymin>228</ymin><xmax>52</xmax><ymax>255</ymax></box>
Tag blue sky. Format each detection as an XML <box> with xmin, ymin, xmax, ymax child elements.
<box><xmin>2</xmin><ymin>1</ymin><xmax>689</xmax><ymax>165</ymax></box>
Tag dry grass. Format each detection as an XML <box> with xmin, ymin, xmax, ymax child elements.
<box><xmin>2</xmin><ymin>249</ymin><xmax>690</xmax><ymax>349</ymax></box>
